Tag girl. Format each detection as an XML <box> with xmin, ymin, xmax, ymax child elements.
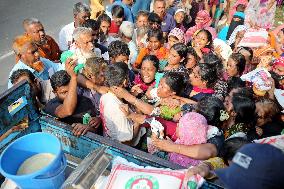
<box><xmin>131</xmin><ymin>55</ymin><xmax>159</xmax><ymax>97</ymax></box>
<box><xmin>184</xmin><ymin>47</ymin><xmax>199</xmax><ymax>70</ymax></box>
<box><xmin>226</xmin><ymin>53</ymin><xmax>246</xmax><ymax>78</ymax></box>
<box><xmin>167</xmin><ymin>28</ymin><xmax>185</xmax><ymax>50</ymax></box>
<box><xmin>161</xmin><ymin>43</ymin><xmax>188</xmax><ymax>74</ymax></box>
<box><xmin>191</xmin><ymin>29</ymin><xmax>213</xmax><ymax>58</ymax></box>
<box><xmin>134</xmin><ymin>29</ymin><xmax>167</xmax><ymax>69</ymax></box>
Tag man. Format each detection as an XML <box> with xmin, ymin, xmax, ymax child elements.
<box><xmin>10</xmin><ymin>69</ymin><xmax>55</xmax><ymax>106</ymax></box>
<box><xmin>153</xmin><ymin>0</ymin><xmax>175</xmax><ymax>37</ymax></box>
<box><xmin>119</xmin><ymin>21</ymin><xmax>138</xmax><ymax>65</ymax></box>
<box><xmin>109</xmin><ymin>0</ymin><xmax>134</xmax><ymax>23</ymax></box>
<box><xmin>44</xmin><ymin>60</ymin><xmax>101</xmax><ymax>136</ymax></box>
<box><xmin>59</xmin><ymin>2</ymin><xmax>91</xmax><ymax>51</ymax></box>
<box><xmin>60</xmin><ymin>27</ymin><xmax>99</xmax><ymax>68</ymax></box>
<box><xmin>22</xmin><ymin>18</ymin><xmax>61</xmax><ymax>62</ymax></box>
<box><xmin>9</xmin><ymin>35</ymin><xmax>63</xmax><ymax>88</ymax></box>
<box><xmin>100</xmin><ymin>62</ymin><xmax>145</xmax><ymax>145</ymax></box>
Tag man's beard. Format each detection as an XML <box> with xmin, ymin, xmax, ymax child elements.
<box><xmin>81</xmin><ymin>50</ymin><xmax>96</xmax><ymax>59</ymax></box>
<box><xmin>37</xmin><ymin>37</ymin><xmax>48</xmax><ymax>46</ymax></box>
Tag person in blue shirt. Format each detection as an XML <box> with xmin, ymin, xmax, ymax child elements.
<box><xmin>8</xmin><ymin>35</ymin><xmax>63</xmax><ymax>88</ymax></box>
<box><xmin>108</xmin><ymin>0</ymin><xmax>134</xmax><ymax>23</ymax></box>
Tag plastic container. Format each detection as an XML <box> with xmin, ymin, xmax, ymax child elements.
<box><xmin>0</xmin><ymin>132</ymin><xmax>66</xmax><ymax>189</ymax></box>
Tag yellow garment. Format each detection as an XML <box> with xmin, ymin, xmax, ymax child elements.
<box><xmin>203</xmin><ymin>157</ymin><xmax>226</xmax><ymax>179</ymax></box>
<box><xmin>90</xmin><ymin>0</ymin><xmax>104</xmax><ymax>19</ymax></box>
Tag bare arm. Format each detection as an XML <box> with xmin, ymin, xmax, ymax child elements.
<box><xmin>55</xmin><ymin>60</ymin><xmax>78</xmax><ymax>118</ymax></box>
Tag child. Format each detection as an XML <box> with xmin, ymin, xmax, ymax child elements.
<box><xmin>184</xmin><ymin>47</ymin><xmax>199</xmax><ymax>70</ymax></box>
<box><xmin>225</xmin><ymin>53</ymin><xmax>246</xmax><ymax>79</ymax></box>
<box><xmin>190</xmin><ymin>29</ymin><xmax>213</xmax><ymax>58</ymax></box>
<box><xmin>97</xmin><ymin>14</ymin><xmax>116</xmax><ymax>47</ymax></box>
<box><xmin>167</xmin><ymin>28</ymin><xmax>185</xmax><ymax>50</ymax></box>
<box><xmin>174</xmin><ymin>9</ymin><xmax>186</xmax><ymax>32</ymax></box>
<box><xmin>109</xmin><ymin>5</ymin><xmax>125</xmax><ymax>35</ymax></box>
<box><xmin>168</xmin><ymin>112</ymin><xmax>209</xmax><ymax>167</ymax></box>
<box><xmin>134</xmin><ymin>29</ymin><xmax>167</xmax><ymax>69</ymax></box>
<box><xmin>162</xmin><ymin>43</ymin><xmax>188</xmax><ymax>74</ymax></box>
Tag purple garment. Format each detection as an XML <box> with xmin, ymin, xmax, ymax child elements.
<box><xmin>161</xmin><ymin>13</ymin><xmax>176</xmax><ymax>33</ymax></box>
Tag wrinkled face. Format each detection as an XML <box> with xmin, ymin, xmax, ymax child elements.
<box><xmin>157</xmin><ymin>78</ymin><xmax>174</xmax><ymax>98</ymax></box>
<box><xmin>189</xmin><ymin>66</ymin><xmax>205</xmax><ymax>87</ymax></box>
<box><xmin>75</xmin><ymin>11</ymin><xmax>91</xmax><ymax>26</ymax></box>
<box><xmin>113</xmin><ymin>16</ymin><xmax>124</xmax><ymax>27</ymax></box>
<box><xmin>154</xmin><ymin>1</ymin><xmax>166</xmax><ymax>18</ymax></box>
<box><xmin>20</xmin><ymin>43</ymin><xmax>40</xmax><ymax>66</ymax></box>
<box><xmin>76</xmin><ymin>33</ymin><xmax>94</xmax><ymax>55</ymax></box>
<box><xmin>54</xmin><ymin>85</ymin><xmax>69</xmax><ymax>101</ymax></box>
<box><xmin>26</xmin><ymin>23</ymin><xmax>46</xmax><ymax>44</ymax></box>
<box><xmin>136</xmin><ymin>15</ymin><xmax>148</xmax><ymax>28</ymax></box>
<box><xmin>168</xmin><ymin>48</ymin><xmax>182</xmax><ymax>65</ymax></box>
<box><xmin>141</xmin><ymin>60</ymin><xmax>157</xmax><ymax>83</ymax></box>
<box><xmin>148</xmin><ymin>37</ymin><xmax>161</xmax><ymax>51</ymax></box>
<box><xmin>174</xmin><ymin>12</ymin><xmax>185</xmax><ymax>24</ymax></box>
<box><xmin>100</xmin><ymin>21</ymin><xmax>111</xmax><ymax>35</ymax></box>
<box><xmin>114</xmin><ymin>54</ymin><xmax>129</xmax><ymax>64</ymax></box>
<box><xmin>226</xmin><ymin>58</ymin><xmax>238</xmax><ymax>77</ymax></box>
<box><xmin>185</xmin><ymin>54</ymin><xmax>197</xmax><ymax>69</ymax></box>
<box><xmin>193</xmin><ymin>31</ymin><xmax>209</xmax><ymax>49</ymax></box>
<box><xmin>168</xmin><ymin>36</ymin><xmax>179</xmax><ymax>49</ymax></box>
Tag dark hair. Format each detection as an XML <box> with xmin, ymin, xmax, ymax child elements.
<box><xmin>256</xmin><ymin>98</ymin><xmax>280</xmax><ymax>121</ymax></box>
<box><xmin>202</xmin><ymin>52</ymin><xmax>223</xmax><ymax>76</ymax></box>
<box><xmin>148</xmin><ymin>29</ymin><xmax>163</xmax><ymax>42</ymax></box>
<box><xmin>187</xmin><ymin>47</ymin><xmax>200</xmax><ymax>62</ymax></box>
<box><xmin>111</xmin><ymin>5</ymin><xmax>124</xmax><ymax>18</ymax></box>
<box><xmin>163</xmin><ymin>72</ymin><xmax>185</xmax><ymax>96</ymax></box>
<box><xmin>196</xmin><ymin>29</ymin><xmax>213</xmax><ymax>48</ymax></box>
<box><xmin>232</xmin><ymin>89</ymin><xmax>256</xmax><ymax>124</ymax></box>
<box><xmin>240</xmin><ymin>46</ymin><xmax>253</xmax><ymax>61</ymax></box>
<box><xmin>108</xmin><ymin>40</ymin><xmax>130</xmax><ymax>59</ymax></box>
<box><xmin>50</xmin><ymin>70</ymin><xmax>71</xmax><ymax>90</ymax></box>
<box><xmin>81</xmin><ymin>19</ymin><xmax>99</xmax><ymax>31</ymax></box>
<box><xmin>10</xmin><ymin>69</ymin><xmax>35</xmax><ymax>84</ymax></box>
<box><xmin>97</xmin><ymin>14</ymin><xmax>111</xmax><ymax>26</ymax></box>
<box><xmin>281</xmin><ymin>28</ymin><xmax>284</xmax><ymax>33</ymax></box>
<box><xmin>105</xmin><ymin>62</ymin><xmax>129</xmax><ymax>87</ymax></box>
<box><xmin>227</xmin><ymin>77</ymin><xmax>246</xmax><ymax>93</ymax></box>
<box><xmin>221</xmin><ymin>137</ymin><xmax>250</xmax><ymax>165</ymax></box>
<box><xmin>141</xmin><ymin>55</ymin><xmax>160</xmax><ymax>71</ymax></box>
<box><xmin>171</xmin><ymin>43</ymin><xmax>188</xmax><ymax>60</ymax></box>
<box><xmin>197</xmin><ymin>96</ymin><xmax>226</xmax><ymax>127</ymax></box>
<box><xmin>236</xmin><ymin>4</ymin><xmax>246</xmax><ymax>12</ymax></box>
<box><xmin>230</xmin><ymin>53</ymin><xmax>246</xmax><ymax>75</ymax></box>
<box><xmin>148</xmin><ymin>12</ymin><xmax>162</xmax><ymax>25</ymax></box>
<box><xmin>198</xmin><ymin>63</ymin><xmax>218</xmax><ymax>88</ymax></box>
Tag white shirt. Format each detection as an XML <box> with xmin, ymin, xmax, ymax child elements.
<box><xmin>59</xmin><ymin>22</ymin><xmax>75</xmax><ymax>51</ymax></box>
<box><xmin>100</xmin><ymin>92</ymin><xmax>133</xmax><ymax>142</ymax></box>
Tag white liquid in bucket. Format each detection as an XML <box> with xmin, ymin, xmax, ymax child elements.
<box><xmin>17</xmin><ymin>153</ymin><xmax>55</xmax><ymax>175</ymax></box>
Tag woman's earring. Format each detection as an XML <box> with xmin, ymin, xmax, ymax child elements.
<box><xmin>220</xmin><ymin>110</ymin><xmax>230</xmax><ymax>121</ymax></box>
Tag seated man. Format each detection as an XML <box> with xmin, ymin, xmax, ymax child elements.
<box><xmin>8</xmin><ymin>35</ymin><xmax>63</xmax><ymax>88</ymax></box>
<box><xmin>44</xmin><ymin>60</ymin><xmax>101</xmax><ymax>136</ymax></box>
<box><xmin>59</xmin><ymin>2</ymin><xmax>91</xmax><ymax>51</ymax></box>
<box><xmin>100</xmin><ymin>62</ymin><xmax>144</xmax><ymax>145</ymax></box>
<box><xmin>22</xmin><ymin>18</ymin><xmax>61</xmax><ymax>62</ymax></box>
<box><xmin>153</xmin><ymin>0</ymin><xmax>175</xmax><ymax>37</ymax></box>
<box><xmin>10</xmin><ymin>69</ymin><xmax>55</xmax><ymax>106</ymax></box>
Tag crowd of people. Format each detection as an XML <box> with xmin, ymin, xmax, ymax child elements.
<box><xmin>7</xmin><ymin>0</ymin><xmax>284</xmax><ymax>188</ymax></box>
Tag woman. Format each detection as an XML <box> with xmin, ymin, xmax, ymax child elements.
<box><xmin>226</xmin><ymin>25</ymin><xmax>247</xmax><ymax>49</ymax></box>
<box><xmin>225</xmin><ymin>53</ymin><xmax>246</xmax><ymax>79</ymax></box>
<box><xmin>167</xmin><ymin>28</ymin><xmax>185</xmax><ymax>50</ymax></box>
<box><xmin>245</xmin><ymin>0</ymin><xmax>276</xmax><ymax>30</ymax></box>
<box><xmin>184</xmin><ymin>47</ymin><xmax>200</xmax><ymax>70</ymax></box>
<box><xmin>223</xmin><ymin>87</ymin><xmax>256</xmax><ymax>139</ymax></box>
<box><xmin>190</xmin><ymin>29</ymin><xmax>214</xmax><ymax>58</ymax></box>
<box><xmin>131</xmin><ymin>55</ymin><xmax>159</xmax><ymax>97</ymax></box>
<box><xmin>185</xmin><ymin>10</ymin><xmax>217</xmax><ymax>43</ymax></box>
